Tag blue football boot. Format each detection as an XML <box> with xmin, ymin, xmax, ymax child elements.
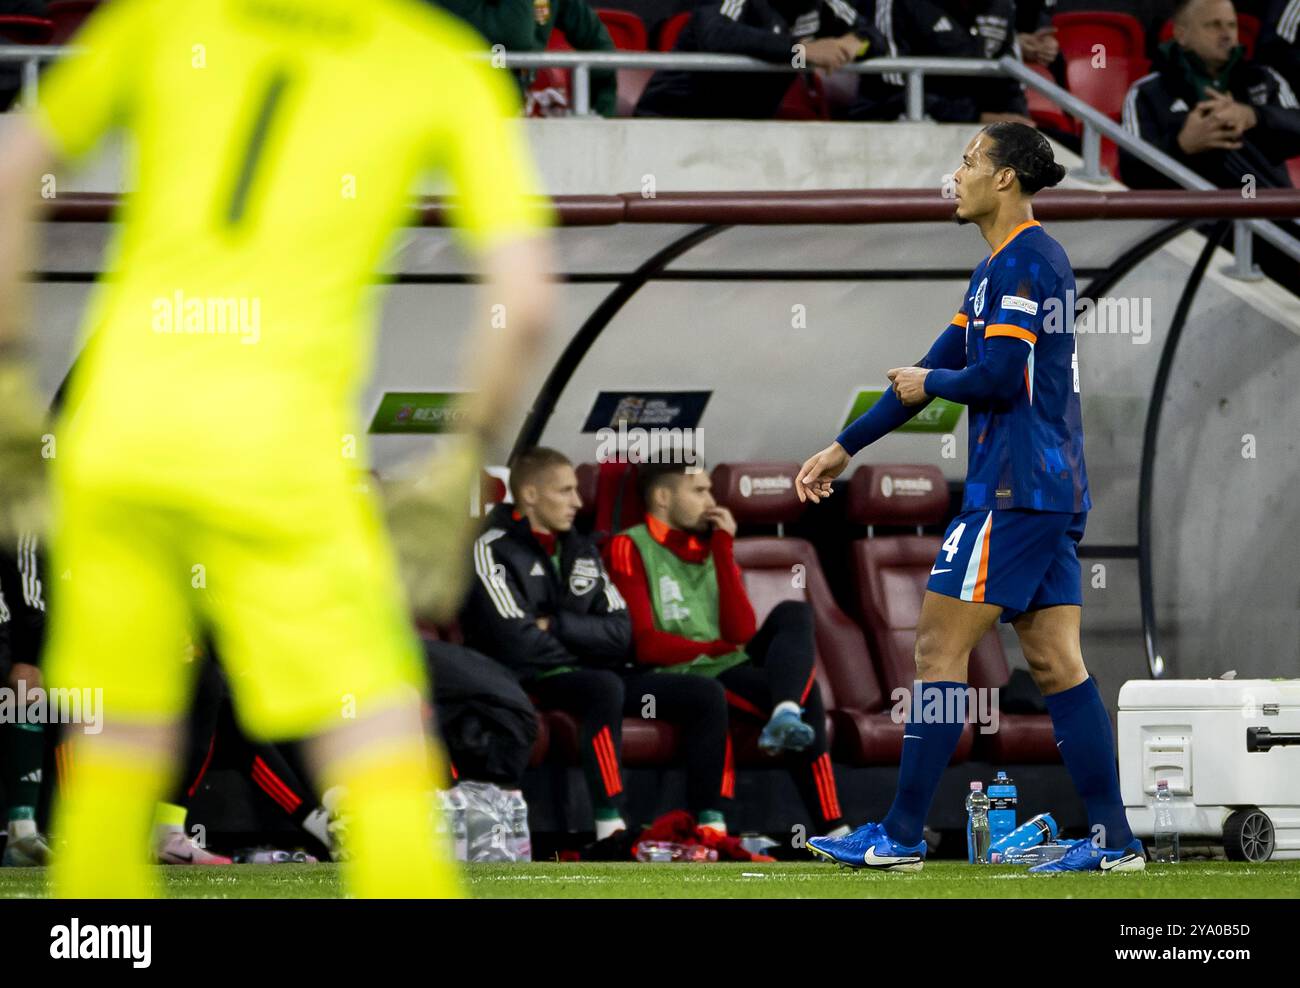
<box><xmin>757</xmin><ymin>707</ymin><xmax>814</xmax><ymax>755</ymax></box>
<box><xmin>1029</xmin><ymin>837</ymin><xmax>1146</xmax><ymax>873</ymax></box>
<box><xmin>806</xmin><ymin>822</ymin><xmax>926</xmax><ymax>872</ymax></box>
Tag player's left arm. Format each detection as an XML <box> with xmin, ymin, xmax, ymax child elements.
<box><xmin>902</xmin><ymin>266</ymin><xmax>1040</xmax><ymax>406</ymax></box>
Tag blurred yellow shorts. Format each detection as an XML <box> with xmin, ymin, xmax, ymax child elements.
<box><xmin>42</xmin><ymin>470</ymin><xmax>427</xmax><ymax>741</ymax></box>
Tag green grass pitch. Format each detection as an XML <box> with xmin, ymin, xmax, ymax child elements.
<box><xmin>1</xmin><ymin>860</ymin><xmax>1297</xmax><ymax>899</ymax></box>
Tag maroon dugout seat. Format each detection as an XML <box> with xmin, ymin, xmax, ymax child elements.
<box><xmin>574</xmin><ymin>462</ymin><xmax>599</xmax><ymax>525</ymax></box>
<box><xmin>710</xmin><ymin>462</ymin><xmax>958</xmax><ymax>765</ymax></box>
<box><xmin>846</xmin><ymin>464</ymin><xmax>1056</xmax><ymax>763</ymax></box>
<box><xmin>0</xmin><ymin>15</ymin><xmax>54</xmax><ymax>44</ymax></box>
<box><xmin>45</xmin><ymin>0</ymin><xmax>98</xmax><ymax>44</ymax></box>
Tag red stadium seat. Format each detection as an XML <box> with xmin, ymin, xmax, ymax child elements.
<box><xmin>596</xmin><ymin>9</ymin><xmax>648</xmax><ymax>50</ymax></box>
<box><xmin>657</xmin><ymin>11</ymin><xmax>691</xmax><ymax>52</ymax></box>
<box><xmin>595</xmin><ymin>8</ymin><xmax>653</xmax><ymax>113</ymax></box>
<box><xmin>1025</xmin><ymin>62</ymin><xmax>1077</xmax><ymax>136</ymax></box>
<box><xmin>1158</xmin><ymin>12</ymin><xmax>1258</xmax><ymax>59</ymax></box>
<box><xmin>1289</xmin><ymin>157</ymin><xmax>1300</xmax><ymax>188</ymax></box>
<box><xmin>776</xmin><ymin>74</ymin><xmax>831</xmax><ymax>121</ymax></box>
<box><xmin>1054</xmin><ymin>11</ymin><xmax>1149</xmax><ymax>168</ymax></box>
<box><xmin>45</xmin><ymin>0</ymin><xmax>98</xmax><ymax>44</ymax></box>
<box><xmin>0</xmin><ymin>15</ymin><xmax>54</xmax><ymax>44</ymax></box>
<box><xmin>844</xmin><ymin>464</ymin><xmax>1053</xmax><ymax>762</ymax></box>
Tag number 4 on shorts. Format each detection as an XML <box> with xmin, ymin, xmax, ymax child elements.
<box><xmin>942</xmin><ymin>522</ymin><xmax>967</xmax><ymax>562</ymax></box>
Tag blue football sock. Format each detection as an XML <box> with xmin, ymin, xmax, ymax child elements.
<box><xmin>881</xmin><ymin>681</ymin><xmax>968</xmax><ymax>847</ymax></box>
<box><xmin>1044</xmin><ymin>676</ymin><xmax>1134</xmax><ymax>849</ymax></box>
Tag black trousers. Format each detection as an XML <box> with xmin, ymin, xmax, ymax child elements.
<box><xmin>173</xmin><ymin>658</ymin><xmax>316</xmax><ymax>826</ymax></box>
<box><xmin>527</xmin><ymin>667</ymin><xmax>732</xmax><ymax>820</ymax></box>
<box><xmin>718</xmin><ymin>600</ymin><xmax>844</xmax><ymax>830</ymax></box>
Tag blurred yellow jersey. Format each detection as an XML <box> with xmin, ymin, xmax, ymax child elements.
<box><xmin>35</xmin><ymin>0</ymin><xmax>550</xmax><ymax>500</ymax></box>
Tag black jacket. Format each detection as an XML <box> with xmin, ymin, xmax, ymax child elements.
<box><xmin>0</xmin><ymin>538</ymin><xmax>47</xmax><ymax>677</ymax></box>
<box><xmin>851</xmin><ymin>0</ymin><xmax>1028</xmax><ymax>121</ymax></box>
<box><xmin>1120</xmin><ymin>41</ymin><xmax>1300</xmax><ymax>190</ymax></box>
<box><xmin>425</xmin><ymin>639</ymin><xmax>539</xmax><ymax>788</ymax></box>
<box><xmin>1259</xmin><ymin>0</ymin><xmax>1300</xmax><ymax>94</ymax></box>
<box><xmin>461</xmin><ymin>503</ymin><xmax>631</xmax><ymax>680</ymax></box>
<box><xmin>634</xmin><ymin>0</ymin><xmax>885</xmax><ymax>119</ymax></box>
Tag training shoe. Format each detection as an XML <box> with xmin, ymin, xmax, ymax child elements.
<box><xmin>1028</xmin><ymin>837</ymin><xmax>1146</xmax><ymax>874</ymax></box>
<box><xmin>758</xmin><ymin>708</ymin><xmax>815</xmax><ymax>755</ymax></box>
<box><xmin>2</xmin><ymin>832</ymin><xmax>52</xmax><ymax>866</ymax></box>
<box><xmin>157</xmin><ymin>831</ymin><xmax>233</xmax><ymax>865</ymax></box>
<box><xmin>806</xmin><ymin>822</ymin><xmax>926</xmax><ymax>872</ymax></box>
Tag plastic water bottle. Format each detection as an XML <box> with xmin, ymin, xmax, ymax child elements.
<box><xmin>990</xmin><ymin>812</ymin><xmax>1059</xmax><ymax>856</ymax></box>
<box><xmin>446</xmin><ymin>787</ymin><xmax>469</xmax><ymax>862</ymax></box>
<box><xmin>992</xmin><ymin>842</ymin><xmax>1073</xmax><ymax>866</ymax></box>
<box><xmin>505</xmin><ymin>789</ymin><xmax>532</xmax><ymax>862</ymax></box>
<box><xmin>966</xmin><ymin>781</ymin><xmax>991</xmax><ymax>864</ymax></box>
<box><xmin>1152</xmin><ymin>779</ymin><xmax>1179</xmax><ymax>863</ymax></box>
<box><xmin>987</xmin><ymin>771</ymin><xmax>1018</xmax><ymax>845</ymax></box>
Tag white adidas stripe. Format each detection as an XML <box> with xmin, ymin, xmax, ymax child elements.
<box><xmin>473</xmin><ymin>531</ymin><xmax>525</xmax><ymax>619</ymax></box>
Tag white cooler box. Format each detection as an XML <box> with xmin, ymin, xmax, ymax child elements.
<box><xmin>1118</xmin><ymin>679</ymin><xmax>1300</xmax><ymax>861</ymax></box>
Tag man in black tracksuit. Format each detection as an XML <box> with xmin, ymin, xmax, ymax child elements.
<box><xmin>1257</xmin><ymin>0</ymin><xmax>1300</xmax><ymax>96</ymax></box>
<box><xmin>850</xmin><ymin>0</ymin><xmax>1032</xmax><ymax>122</ymax></box>
<box><xmin>1121</xmin><ymin>0</ymin><xmax>1300</xmax><ymax>289</ymax></box>
<box><xmin>634</xmin><ymin>0</ymin><xmax>886</xmax><ymax>119</ymax></box>
<box><xmin>462</xmin><ymin>448</ymin><xmax>731</xmax><ymax>837</ymax></box>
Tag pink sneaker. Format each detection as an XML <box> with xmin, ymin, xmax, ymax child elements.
<box><xmin>157</xmin><ymin>831</ymin><xmax>233</xmax><ymax>865</ymax></box>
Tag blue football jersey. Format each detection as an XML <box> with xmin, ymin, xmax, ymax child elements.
<box><xmin>952</xmin><ymin>221</ymin><xmax>1090</xmax><ymax>513</ymax></box>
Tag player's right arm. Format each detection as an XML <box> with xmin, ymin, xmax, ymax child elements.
<box><xmin>0</xmin><ymin>0</ymin><xmax>150</xmax><ymax>536</ymax></box>
<box><xmin>795</xmin><ymin>313</ymin><xmax>967</xmax><ymax>503</ymax></box>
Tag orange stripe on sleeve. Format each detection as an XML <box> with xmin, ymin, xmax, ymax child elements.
<box><xmin>985</xmin><ymin>324</ymin><xmax>1037</xmax><ymax>343</ymax></box>
<box><xmin>951</xmin><ymin>312</ymin><xmax>968</xmax><ymax>328</ymax></box>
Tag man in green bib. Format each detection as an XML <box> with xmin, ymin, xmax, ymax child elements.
<box><xmin>608</xmin><ymin>461</ymin><xmax>848</xmax><ymax>838</ymax></box>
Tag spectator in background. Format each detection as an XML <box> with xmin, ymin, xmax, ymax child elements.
<box><xmin>435</xmin><ymin>0</ymin><xmax>619</xmax><ymax>116</ymax></box>
<box><xmin>1258</xmin><ymin>0</ymin><xmax>1300</xmax><ymax>91</ymax></box>
<box><xmin>1122</xmin><ymin>0</ymin><xmax>1300</xmax><ymax>292</ymax></box>
<box><xmin>606</xmin><ymin>462</ymin><xmax>848</xmax><ymax>839</ymax></box>
<box><xmin>1016</xmin><ymin>0</ymin><xmax>1062</xmax><ymax>69</ymax></box>
<box><xmin>851</xmin><ymin>0</ymin><xmax>1035</xmax><ymax>124</ymax></box>
<box><xmin>1121</xmin><ymin>0</ymin><xmax>1300</xmax><ymax>190</ymax></box>
<box><xmin>461</xmin><ymin>448</ymin><xmax>732</xmax><ymax>838</ymax></box>
<box><xmin>634</xmin><ymin>0</ymin><xmax>886</xmax><ymax>119</ymax></box>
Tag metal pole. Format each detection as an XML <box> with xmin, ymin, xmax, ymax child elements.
<box><xmin>1077</xmin><ymin>123</ymin><xmax>1108</xmax><ymax>184</ymax></box>
<box><xmin>20</xmin><ymin>57</ymin><xmax>39</xmax><ymax>109</ymax></box>
<box><xmin>572</xmin><ymin>64</ymin><xmax>590</xmax><ymax>116</ymax></box>
<box><xmin>905</xmin><ymin>70</ymin><xmax>924</xmax><ymax>121</ymax></box>
<box><xmin>1227</xmin><ymin>220</ymin><xmax>1264</xmax><ymax>280</ymax></box>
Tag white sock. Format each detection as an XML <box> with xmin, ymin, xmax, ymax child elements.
<box><xmin>302</xmin><ymin>806</ymin><xmax>332</xmax><ymax>847</ymax></box>
<box><xmin>772</xmin><ymin>701</ymin><xmax>801</xmax><ymax>719</ymax></box>
<box><xmin>823</xmin><ymin>824</ymin><xmax>851</xmax><ymax>839</ymax></box>
<box><xmin>595</xmin><ymin>816</ymin><xmax>626</xmax><ymax>841</ymax></box>
<box><xmin>8</xmin><ymin>818</ymin><xmax>36</xmax><ymax>840</ymax></box>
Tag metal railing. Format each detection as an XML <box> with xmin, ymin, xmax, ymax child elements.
<box><xmin>5</xmin><ymin>43</ymin><xmax>1296</xmax><ymax>268</ymax></box>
